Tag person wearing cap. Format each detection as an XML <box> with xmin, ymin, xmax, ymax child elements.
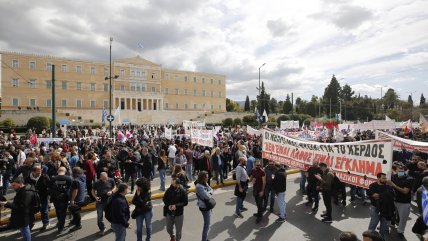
<box><xmin>25</xmin><ymin>164</ymin><xmax>51</xmax><ymax>231</ymax></box>
<box><xmin>50</xmin><ymin>166</ymin><xmax>72</xmax><ymax>233</ymax></box>
<box><xmin>0</xmin><ymin>176</ymin><xmax>38</xmax><ymax>241</ymax></box>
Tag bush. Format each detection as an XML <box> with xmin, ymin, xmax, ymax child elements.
<box><xmin>242</xmin><ymin>115</ymin><xmax>256</xmax><ymax>123</ymax></box>
<box><xmin>233</xmin><ymin>118</ymin><xmax>242</xmax><ymax>126</ymax></box>
<box><xmin>222</xmin><ymin>118</ymin><xmax>233</xmax><ymax>127</ymax></box>
<box><xmin>27</xmin><ymin>116</ymin><xmax>50</xmax><ymax>133</ymax></box>
<box><xmin>1</xmin><ymin>118</ymin><xmax>16</xmax><ymax>127</ymax></box>
<box><xmin>269</xmin><ymin>116</ymin><xmax>276</xmax><ymax>123</ymax></box>
<box><xmin>276</xmin><ymin>115</ymin><xmax>290</xmax><ymax>125</ymax></box>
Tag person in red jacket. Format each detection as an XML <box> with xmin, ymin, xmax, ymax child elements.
<box><xmin>83</xmin><ymin>152</ymin><xmax>96</xmax><ymax>201</ymax></box>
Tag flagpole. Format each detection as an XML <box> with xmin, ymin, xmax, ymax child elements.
<box><xmin>109</xmin><ymin>37</ymin><xmax>113</xmax><ymax>138</ymax></box>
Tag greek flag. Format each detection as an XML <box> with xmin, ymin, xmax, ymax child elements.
<box><xmin>256</xmin><ymin>110</ymin><xmax>261</xmax><ymax>123</ymax></box>
<box><xmin>423</xmin><ymin>185</ymin><xmax>428</xmax><ymax>225</ymax></box>
<box><xmin>102</xmin><ymin>106</ymin><xmax>108</xmax><ymax>125</ymax></box>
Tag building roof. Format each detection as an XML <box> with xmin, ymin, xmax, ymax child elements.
<box><xmin>114</xmin><ymin>55</ymin><xmax>161</xmax><ymax>67</ymax></box>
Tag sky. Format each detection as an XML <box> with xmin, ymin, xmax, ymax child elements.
<box><xmin>1</xmin><ymin>0</ymin><xmax>427</xmax><ymax>103</ymax></box>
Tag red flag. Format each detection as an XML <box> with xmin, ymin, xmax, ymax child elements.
<box><xmin>30</xmin><ymin>134</ymin><xmax>38</xmax><ymax>145</ymax></box>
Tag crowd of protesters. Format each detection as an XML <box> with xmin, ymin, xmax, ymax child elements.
<box><xmin>0</xmin><ymin>125</ymin><xmax>427</xmax><ymax>241</ymax></box>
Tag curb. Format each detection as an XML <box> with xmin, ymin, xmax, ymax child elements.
<box><xmin>0</xmin><ymin>169</ymin><xmax>300</xmax><ymax>226</ymax></box>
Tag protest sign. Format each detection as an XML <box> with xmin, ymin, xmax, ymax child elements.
<box><xmin>376</xmin><ymin>130</ymin><xmax>428</xmax><ymax>153</ymax></box>
<box><xmin>191</xmin><ymin>129</ymin><xmax>214</xmax><ymax>147</ymax></box>
<box><xmin>164</xmin><ymin>128</ymin><xmax>172</xmax><ymax>140</ymax></box>
<box><xmin>262</xmin><ymin>128</ymin><xmax>393</xmax><ymax>188</ymax></box>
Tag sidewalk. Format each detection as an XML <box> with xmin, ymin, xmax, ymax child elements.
<box><xmin>0</xmin><ymin>169</ymin><xmax>299</xmax><ymax>226</ymax></box>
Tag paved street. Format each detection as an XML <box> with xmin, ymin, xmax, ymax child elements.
<box><xmin>0</xmin><ymin>173</ymin><xmax>421</xmax><ymax>241</ymax></box>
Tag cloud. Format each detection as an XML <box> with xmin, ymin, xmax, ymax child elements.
<box><xmin>266</xmin><ymin>19</ymin><xmax>291</xmax><ymax>37</ymax></box>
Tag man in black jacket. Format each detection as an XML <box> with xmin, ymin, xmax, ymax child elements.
<box><xmin>0</xmin><ymin>176</ymin><xmax>38</xmax><ymax>241</ymax></box>
<box><xmin>163</xmin><ymin>175</ymin><xmax>189</xmax><ymax>241</ymax></box>
<box><xmin>272</xmin><ymin>164</ymin><xmax>287</xmax><ymax>223</ymax></box>
<box><xmin>25</xmin><ymin>164</ymin><xmax>50</xmax><ymax>231</ymax></box>
<box><xmin>111</xmin><ymin>183</ymin><xmax>131</xmax><ymax>241</ymax></box>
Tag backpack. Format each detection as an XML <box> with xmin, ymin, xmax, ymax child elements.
<box><xmin>104</xmin><ymin>196</ymin><xmax>113</xmax><ymax>222</ymax></box>
<box><xmin>26</xmin><ymin>186</ymin><xmax>41</xmax><ymax>215</ymax></box>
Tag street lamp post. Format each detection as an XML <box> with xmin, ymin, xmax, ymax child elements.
<box><xmin>106</xmin><ymin>37</ymin><xmax>120</xmax><ymax>138</ymax></box>
<box><xmin>258</xmin><ymin>63</ymin><xmax>266</xmax><ymax>115</ymax></box>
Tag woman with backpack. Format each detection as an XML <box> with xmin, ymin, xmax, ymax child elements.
<box><xmin>195</xmin><ymin>171</ymin><xmax>214</xmax><ymax>241</ymax></box>
<box><xmin>132</xmin><ymin>177</ymin><xmax>153</xmax><ymax>241</ymax></box>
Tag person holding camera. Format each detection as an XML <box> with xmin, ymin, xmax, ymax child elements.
<box><xmin>132</xmin><ymin>177</ymin><xmax>153</xmax><ymax>241</ymax></box>
<box><xmin>195</xmin><ymin>171</ymin><xmax>214</xmax><ymax>241</ymax></box>
<box><xmin>163</xmin><ymin>175</ymin><xmax>189</xmax><ymax>241</ymax></box>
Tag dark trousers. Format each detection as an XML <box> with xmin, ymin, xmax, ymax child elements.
<box><xmin>307</xmin><ymin>185</ymin><xmax>319</xmax><ymax>208</ymax></box>
<box><xmin>254</xmin><ymin>192</ymin><xmax>264</xmax><ymax>218</ymax></box>
<box><xmin>322</xmin><ymin>191</ymin><xmax>332</xmax><ymax>219</ymax></box>
<box><xmin>54</xmin><ymin>202</ymin><xmax>67</xmax><ymax>231</ymax></box>
<box><xmin>333</xmin><ymin>185</ymin><xmax>346</xmax><ymax>204</ymax></box>
<box><xmin>263</xmin><ymin>184</ymin><xmax>275</xmax><ymax>209</ymax></box>
<box><xmin>70</xmin><ymin>204</ymin><xmax>82</xmax><ymax>227</ymax></box>
<box><xmin>125</xmin><ymin>172</ymin><xmax>136</xmax><ymax>192</ymax></box>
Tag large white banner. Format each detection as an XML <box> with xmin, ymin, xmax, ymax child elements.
<box><xmin>376</xmin><ymin>130</ymin><xmax>428</xmax><ymax>153</ymax></box>
<box><xmin>183</xmin><ymin>120</ymin><xmax>205</xmax><ymax>129</ymax></box>
<box><xmin>247</xmin><ymin>125</ymin><xmax>262</xmax><ymax>136</ymax></box>
<box><xmin>280</xmin><ymin>121</ymin><xmax>299</xmax><ymax>129</ymax></box>
<box><xmin>191</xmin><ymin>129</ymin><xmax>214</xmax><ymax>147</ymax></box>
<box><xmin>263</xmin><ymin>128</ymin><xmax>393</xmax><ymax>188</ymax></box>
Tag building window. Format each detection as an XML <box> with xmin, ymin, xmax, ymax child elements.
<box><xmin>165</xmin><ymin>73</ymin><xmax>169</xmax><ymax>80</ymax></box>
<box><xmin>120</xmin><ymin>85</ymin><xmax>125</xmax><ymax>91</ymax></box>
<box><xmin>165</xmin><ymin>88</ymin><xmax>169</xmax><ymax>95</ymax></box>
<box><xmin>131</xmin><ymin>70</ymin><xmax>135</xmax><ymax>77</ymax></box>
<box><xmin>193</xmin><ymin>89</ymin><xmax>197</xmax><ymax>96</ymax></box>
<box><xmin>103</xmin><ymin>84</ymin><xmax>109</xmax><ymax>92</ymax></box>
<box><xmin>29</xmin><ymin>61</ymin><xmax>36</xmax><ymax>70</ymax></box>
<box><xmin>76</xmin><ymin>100</ymin><xmax>82</xmax><ymax>108</ymax></box>
<box><xmin>12</xmin><ymin>78</ymin><xmax>19</xmax><ymax>87</ymax></box>
<box><xmin>194</xmin><ymin>103</ymin><xmax>197</xmax><ymax>110</ymax></box>
<box><xmin>210</xmin><ymin>91</ymin><xmax>214</xmax><ymax>97</ymax></box>
<box><xmin>152</xmin><ymin>73</ymin><xmax>157</xmax><ymax>79</ymax></box>
<box><xmin>76</xmin><ymin>82</ymin><xmax>82</xmax><ymax>91</ymax></box>
<box><xmin>104</xmin><ymin>68</ymin><xmax>108</xmax><ymax>76</ymax></box>
<box><xmin>46</xmin><ymin>99</ymin><xmax>52</xmax><ymax>107</ymax></box>
<box><xmin>219</xmin><ymin>104</ymin><xmax>222</xmax><ymax>110</ymax></box>
<box><xmin>28</xmin><ymin>79</ymin><xmax>36</xmax><ymax>88</ymax></box>
<box><xmin>12</xmin><ymin>60</ymin><xmax>19</xmax><ymax>68</ymax></box>
<box><xmin>119</xmin><ymin>69</ymin><xmax>125</xmax><ymax>76</ymax></box>
<box><xmin>193</xmin><ymin>77</ymin><xmax>197</xmax><ymax>83</ymax></box>
<box><xmin>46</xmin><ymin>63</ymin><xmax>52</xmax><ymax>71</ymax></box>
<box><xmin>218</xmin><ymin>79</ymin><xmax>222</xmax><ymax>85</ymax></box>
<box><xmin>184</xmin><ymin>89</ymin><xmax>188</xmax><ymax>95</ymax></box>
<box><xmin>176</xmin><ymin>103</ymin><xmax>179</xmax><ymax>109</ymax></box>
<box><xmin>29</xmin><ymin>98</ymin><xmax>36</xmax><ymax>107</ymax></box>
<box><xmin>202</xmin><ymin>78</ymin><xmax>205</xmax><ymax>84</ymax></box>
<box><xmin>61</xmin><ymin>64</ymin><xmax>67</xmax><ymax>72</ymax></box>
<box><xmin>211</xmin><ymin>104</ymin><xmax>214</xmax><ymax>110</ymax></box>
<box><xmin>90</xmin><ymin>66</ymin><xmax>96</xmax><ymax>74</ymax></box>
<box><xmin>185</xmin><ymin>104</ymin><xmax>188</xmax><ymax>110</ymax></box>
<box><xmin>90</xmin><ymin>83</ymin><xmax>96</xmax><ymax>91</ymax></box>
<box><xmin>165</xmin><ymin>103</ymin><xmax>169</xmax><ymax>109</ymax></box>
<box><xmin>103</xmin><ymin>100</ymin><xmax>108</xmax><ymax>108</ymax></box>
<box><xmin>142</xmin><ymin>72</ymin><xmax>146</xmax><ymax>79</ymax></box>
<box><xmin>61</xmin><ymin>99</ymin><xmax>67</xmax><ymax>107</ymax></box>
<box><xmin>174</xmin><ymin>75</ymin><xmax>178</xmax><ymax>81</ymax></box>
<box><xmin>12</xmin><ymin>98</ymin><xmax>19</xmax><ymax>106</ymax></box>
<box><xmin>90</xmin><ymin>100</ymin><xmax>96</xmax><ymax>108</ymax></box>
<box><xmin>184</xmin><ymin>76</ymin><xmax>188</xmax><ymax>82</ymax></box>
<box><xmin>141</xmin><ymin>84</ymin><xmax>146</xmax><ymax>92</ymax></box>
<box><xmin>218</xmin><ymin>91</ymin><xmax>222</xmax><ymax>98</ymax></box>
<box><xmin>152</xmin><ymin>86</ymin><xmax>156</xmax><ymax>92</ymax></box>
<box><xmin>202</xmin><ymin>90</ymin><xmax>206</xmax><ymax>96</ymax></box>
<box><xmin>76</xmin><ymin>65</ymin><xmax>82</xmax><ymax>73</ymax></box>
<box><xmin>62</xmin><ymin>81</ymin><xmax>68</xmax><ymax>90</ymax></box>
<box><xmin>210</xmin><ymin>79</ymin><xmax>213</xmax><ymax>84</ymax></box>
<box><xmin>130</xmin><ymin>83</ymin><xmax>136</xmax><ymax>91</ymax></box>
<box><xmin>175</xmin><ymin>88</ymin><xmax>179</xmax><ymax>95</ymax></box>
<box><xmin>46</xmin><ymin>80</ymin><xmax>52</xmax><ymax>89</ymax></box>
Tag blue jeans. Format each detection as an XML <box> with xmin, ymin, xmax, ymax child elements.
<box><xmin>96</xmin><ymin>201</ymin><xmax>106</xmax><ymax>231</ymax></box>
<box><xmin>277</xmin><ymin>192</ymin><xmax>286</xmax><ymax>219</ymax></box>
<box><xmin>112</xmin><ymin>223</ymin><xmax>127</xmax><ymax>241</ymax></box>
<box><xmin>201</xmin><ymin>210</ymin><xmax>211</xmax><ymax>241</ymax></box>
<box><xmin>40</xmin><ymin>196</ymin><xmax>49</xmax><ymax>225</ymax></box>
<box><xmin>54</xmin><ymin>202</ymin><xmax>67</xmax><ymax>231</ymax></box>
<box><xmin>235</xmin><ymin>196</ymin><xmax>244</xmax><ymax>214</ymax></box>
<box><xmin>136</xmin><ymin>210</ymin><xmax>153</xmax><ymax>241</ymax></box>
<box><xmin>186</xmin><ymin>164</ymin><xmax>193</xmax><ymax>181</ymax></box>
<box><xmin>159</xmin><ymin>168</ymin><xmax>166</xmax><ymax>191</ymax></box>
<box><xmin>300</xmin><ymin>171</ymin><xmax>306</xmax><ymax>192</ymax></box>
<box><xmin>20</xmin><ymin>225</ymin><xmax>31</xmax><ymax>241</ymax></box>
<box><xmin>368</xmin><ymin>206</ymin><xmax>387</xmax><ymax>238</ymax></box>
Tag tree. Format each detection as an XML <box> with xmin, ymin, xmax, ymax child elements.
<box><xmin>1</xmin><ymin>118</ymin><xmax>16</xmax><ymax>127</ymax></box>
<box><xmin>341</xmin><ymin>84</ymin><xmax>354</xmax><ymax>101</ymax></box>
<box><xmin>244</xmin><ymin>96</ymin><xmax>250</xmax><ymax>111</ymax></box>
<box><xmin>269</xmin><ymin>98</ymin><xmax>278</xmax><ymax>114</ymax></box>
<box><xmin>256</xmin><ymin>82</ymin><xmax>271</xmax><ymax>114</ymax></box>
<box><xmin>283</xmin><ymin>94</ymin><xmax>292</xmax><ymax>114</ymax></box>
<box><xmin>421</xmin><ymin>94</ymin><xmax>426</xmax><ymax>105</ymax></box>
<box><xmin>27</xmin><ymin>116</ymin><xmax>50</xmax><ymax>133</ymax></box>
<box><xmin>233</xmin><ymin>118</ymin><xmax>242</xmax><ymax>126</ymax></box>
<box><xmin>226</xmin><ymin>98</ymin><xmax>240</xmax><ymax>112</ymax></box>
<box><xmin>222</xmin><ymin>118</ymin><xmax>233</xmax><ymax>126</ymax></box>
<box><xmin>322</xmin><ymin>75</ymin><xmax>342</xmax><ymax>115</ymax></box>
<box><xmin>383</xmin><ymin>88</ymin><xmax>399</xmax><ymax>109</ymax></box>
<box><xmin>250</xmin><ymin>100</ymin><xmax>257</xmax><ymax>113</ymax></box>
<box><xmin>408</xmin><ymin>95</ymin><xmax>413</xmax><ymax>105</ymax></box>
